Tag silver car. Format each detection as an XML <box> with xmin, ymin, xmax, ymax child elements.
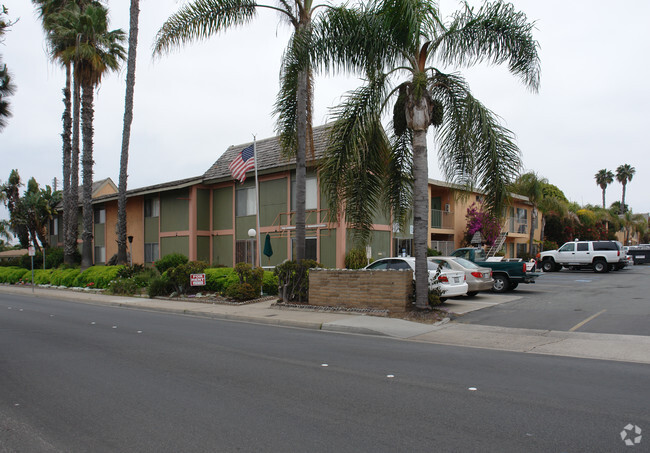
<box><xmin>428</xmin><ymin>256</ymin><xmax>493</xmax><ymax>297</ymax></box>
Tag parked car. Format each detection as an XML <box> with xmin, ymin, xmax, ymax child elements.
<box><xmin>538</xmin><ymin>240</ymin><xmax>626</xmax><ymax>273</ymax></box>
<box><xmin>363</xmin><ymin>257</ymin><xmax>468</xmax><ymax>300</ymax></box>
<box><xmin>625</xmin><ymin>245</ymin><xmax>650</xmax><ymax>264</ymax></box>
<box><xmin>450</xmin><ymin>247</ymin><xmax>541</xmax><ymax>293</ymax></box>
<box><xmin>428</xmin><ymin>256</ymin><xmax>493</xmax><ymax>297</ymax></box>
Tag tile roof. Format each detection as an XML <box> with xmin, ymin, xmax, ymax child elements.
<box><xmin>203</xmin><ymin>124</ymin><xmax>331</xmax><ymax>183</ymax></box>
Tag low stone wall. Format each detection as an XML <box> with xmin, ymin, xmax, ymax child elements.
<box><xmin>308</xmin><ymin>269</ymin><xmax>413</xmax><ymax>313</ymax></box>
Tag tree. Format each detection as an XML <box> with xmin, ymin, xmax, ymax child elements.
<box><xmin>594</xmin><ymin>169</ymin><xmax>614</xmax><ymax>210</ymax></box>
<box><xmin>317</xmin><ymin>0</ymin><xmax>540</xmax><ymax>308</ymax></box>
<box><xmin>510</xmin><ymin>172</ymin><xmax>546</xmax><ymax>255</ymax></box>
<box><xmin>56</xmin><ymin>3</ymin><xmax>125</xmax><ymax>268</ymax></box>
<box><xmin>620</xmin><ymin>211</ymin><xmax>646</xmax><ymax>246</ymax></box>
<box><xmin>615</xmin><ymin>164</ymin><xmax>635</xmax><ymax>214</ymax></box>
<box><xmin>0</xmin><ymin>5</ymin><xmax>16</xmax><ymax>132</ymax></box>
<box><xmin>154</xmin><ymin>0</ymin><xmax>323</xmax><ymax>262</ymax></box>
<box><xmin>116</xmin><ymin>0</ymin><xmax>140</xmax><ymax>265</ymax></box>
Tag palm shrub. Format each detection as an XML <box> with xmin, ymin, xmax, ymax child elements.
<box><xmin>274</xmin><ymin>259</ymin><xmax>320</xmax><ymax>303</ymax></box>
<box><xmin>154</xmin><ymin>253</ymin><xmax>188</xmax><ymax>274</ymax></box>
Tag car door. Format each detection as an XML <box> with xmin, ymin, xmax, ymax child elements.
<box><xmin>574</xmin><ymin>241</ymin><xmax>591</xmax><ymax>264</ymax></box>
<box><xmin>557</xmin><ymin>242</ymin><xmax>577</xmax><ymax>264</ymax></box>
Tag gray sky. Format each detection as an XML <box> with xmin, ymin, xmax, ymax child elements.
<box><xmin>1</xmin><ymin>0</ymin><xmax>649</xmax><ymax>223</ymax></box>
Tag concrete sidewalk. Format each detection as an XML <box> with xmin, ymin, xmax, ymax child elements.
<box><xmin>2</xmin><ymin>285</ymin><xmax>649</xmax><ymax>365</ymax></box>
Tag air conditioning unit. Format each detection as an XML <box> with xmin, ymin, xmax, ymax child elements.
<box><xmin>444</xmin><ymin>203</ymin><xmax>451</xmax><ymax>212</ymax></box>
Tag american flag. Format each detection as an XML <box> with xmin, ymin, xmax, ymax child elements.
<box><xmin>228</xmin><ymin>144</ymin><xmax>255</xmax><ymax>183</ymax></box>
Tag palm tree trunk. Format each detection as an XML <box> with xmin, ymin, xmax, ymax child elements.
<box><xmin>116</xmin><ymin>0</ymin><xmax>140</xmax><ymax>265</ymax></box>
<box><xmin>80</xmin><ymin>83</ymin><xmax>95</xmax><ymax>269</ymax></box>
<box><xmin>66</xmin><ymin>70</ymin><xmax>81</xmax><ymax>265</ymax></box>
<box><xmin>602</xmin><ymin>188</ymin><xmax>606</xmax><ymax>210</ymax></box>
<box><xmin>294</xmin><ymin>64</ymin><xmax>308</xmax><ymax>262</ymax></box>
<box><xmin>412</xmin><ymin>128</ymin><xmax>429</xmax><ymax>309</ymax></box>
<box><xmin>528</xmin><ymin>208</ymin><xmax>536</xmax><ymax>255</ymax></box>
<box><xmin>62</xmin><ymin>62</ymin><xmax>73</xmax><ymax>263</ymax></box>
<box><xmin>620</xmin><ymin>183</ymin><xmax>626</xmax><ymax>214</ymax></box>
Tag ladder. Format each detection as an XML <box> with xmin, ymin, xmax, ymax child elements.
<box><xmin>486</xmin><ymin>231</ymin><xmax>508</xmax><ymax>258</ymax></box>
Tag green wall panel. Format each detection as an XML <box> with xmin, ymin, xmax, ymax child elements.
<box><xmin>213</xmin><ymin>187</ymin><xmax>233</xmax><ymax>230</ymax></box>
<box><xmin>196</xmin><ymin>189</ymin><xmax>210</xmax><ymax>231</ymax></box>
<box><xmin>261</xmin><ymin>236</ymin><xmax>287</xmax><ymax>267</ymax></box>
<box><xmin>160</xmin><ymin>236</ymin><xmax>189</xmax><ymax>258</ymax></box>
<box><xmin>144</xmin><ymin>217</ymin><xmax>159</xmax><ymax>243</ymax></box>
<box><xmin>319</xmin><ymin>230</ymin><xmax>336</xmax><ymax>268</ymax></box>
<box><xmin>196</xmin><ymin>236</ymin><xmax>210</xmax><ymax>263</ymax></box>
<box><xmin>161</xmin><ymin>189</ymin><xmax>189</xmax><ymax>232</ymax></box>
<box><xmin>260</xmin><ymin>178</ymin><xmax>287</xmax><ymax>227</ymax></box>
<box><xmin>94</xmin><ymin>224</ymin><xmax>105</xmax><ymax>246</ymax></box>
<box><xmin>235</xmin><ymin>216</ymin><xmax>256</xmax><ymax>239</ymax></box>
<box><xmin>213</xmin><ymin>235</ymin><xmax>233</xmax><ymax>267</ymax></box>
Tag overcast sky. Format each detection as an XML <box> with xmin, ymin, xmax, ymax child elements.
<box><xmin>1</xmin><ymin>0</ymin><xmax>649</xmax><ymax>222</ymax></box>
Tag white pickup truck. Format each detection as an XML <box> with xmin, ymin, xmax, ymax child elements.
<box><xmin>538</xmin><ymin>240</ymin><xmax>626</xmax><ymax>273</ymax></box>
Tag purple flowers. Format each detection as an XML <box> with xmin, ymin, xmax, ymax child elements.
<box><xmin>464</xmin><ymin>203</ymin><xmax>502</xmax><ymax>246</ymax></box>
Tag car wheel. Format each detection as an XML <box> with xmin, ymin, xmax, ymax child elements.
<box><xmin>509</xmin><ymin>282</ymin><xmax>519</xmax><ymax>290</ymax></box>
<box><xmin>542</xmin><ymin>259</ymin><xmax>556</xmax><ymax>272</ymax></box>
<box><xmin>466</xmin><ymin>291</ymin><xmax>478</xmax><ymax>297</ymax></box>
<box><xmin>492</xmin><ymin>275</ymin><xmax>509</xmax><ymax>293</ymax></box>
<box><xmin>593</xmin><ymin>260</ymin><xmax>608</xmax><ymax>273</ymax></box>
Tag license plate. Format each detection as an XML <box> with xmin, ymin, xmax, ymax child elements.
<box><xmin>483</xmin><ymin>273</ymin><xmax>489</xmax><ymax>278</ymax></box>
<box><xmin>638</xmin><ymin>255</ymin><xmax>645</xmax><ymax>258</ymax></box>
<box><xmin>453</xmin><ymin>277</ymin><xmax>459</xmax><ymax>283</ymax></box>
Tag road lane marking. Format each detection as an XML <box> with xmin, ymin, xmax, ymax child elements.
<box><xmin>569</xmin><ymin>309</ymin><xmax>607</xmax><ymax>332</ymax></box>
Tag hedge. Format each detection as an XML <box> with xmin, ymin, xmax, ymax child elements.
<box><xmin>0</xmin><ymin>266</ymin><xmax>31</xmax><ymax>284</ymax></box>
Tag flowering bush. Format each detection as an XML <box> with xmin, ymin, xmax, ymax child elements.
<box><xmin>463</xmin><ymin>203</ymin><xmax>502</xmax><ymax>246</ymax></box>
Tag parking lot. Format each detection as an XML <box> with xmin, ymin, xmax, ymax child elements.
<box><xmin>453</xmin><ymin>264</ymin><xmax>650</xmax><ymax>336</ymax></box>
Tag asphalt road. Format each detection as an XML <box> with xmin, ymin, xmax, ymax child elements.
<box><xmin>457</xmin><ymin>264</ymin><xmax>650</xmax><ymax>336</ymax></box>
<box><xmin>1</xmin><ymin>293</ymin><xmax>648</xmax><ymax>452</ymax></box>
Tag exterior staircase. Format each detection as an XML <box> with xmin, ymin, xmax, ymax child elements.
<box><xmin>486</xmin><ymin>231</ymin><xmax>508</xmax><ymax>258</ymax></box>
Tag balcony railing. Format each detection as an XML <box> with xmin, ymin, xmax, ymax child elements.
<box><xmin>429</xmin><ymin>241</ymin><xmax>455</xmax><ymax>255</ymax></box>
<box><xmin>506</xmin><ymin>216</ymin><xmax>528</xmax><ymax>235</ymax></box>
<box><xmin>431</xmin><ymin>209</ymin><xmax>454</xmax><ymax>229</ymax></box>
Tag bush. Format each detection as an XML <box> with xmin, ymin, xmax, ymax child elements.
<box><xmin>73</xmin><ymin>266</ymin><xmax>121</xmax><ymax>289</ymax></box>
<box><xmin>427</xmin><ymin>247</ymin><xmax>441</xmax><ymax>257</ymax></box>
<box><xmin>0</xmin><ymin>266</ymin><xmax>31</xmax><ymax>284</ymax></box>
<box><xmin>262</xmin><ymin>271</ymin><xmax>278</xmax><ymax>295</ymax></box>
<box><xmin>225</xmin><ymin>282</ymin><xmax>258</xmax><ymax>301</ymax></box>
<box><xmin>33</xmin><ymin>269</ymin><xmax>54</xmax><ymax>285</ymax></box>
<box><xmin>274</xmin><ymin>259</ymin><xmax>320</xmax><ymax>303</ymax></box>
<box><xmin>154</xmin><ymin>253</ymin><xmax>188</xmax><ymax>274</ymax></box>
<box><xmin>148</xmin><ymin>275</ymin><xmax>174</xmax><ymax>298</ymax></box>
<box><xmin>205</xmin><ymin>267</ymin><xmax>235</xmax><ymax>293</ymax></box>
<box><xmin>344</xmin><ymin>248</ymin><xmax>368</xmax><ymax>269</ymax></box>
<box><xmin>44</xmin><ymin>248</ymin><xmax>64</xmax><ymax>269</ymax></box>
<box><xmin>50</xmin><ymin>268</ymin><xmax>81</xmax><ymax>287</ymax></box>
<box><xmin>223</xmin><ymin>263</ymin><xmax>264</xmax><ymax>301</ymax></box>
<box><xmin>108</xmin><ymin>277</ymin><xmax>140</xmax><ymax>296</ymax></box>
<box><xmin>165</xmin><ymin>260</ymin><xmax>208</xmax><ymax>295</ymax></box>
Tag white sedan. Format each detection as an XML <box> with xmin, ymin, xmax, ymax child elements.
<box><xmin>364</xmin><ymin>257</ymin><xmax>468</xmax><ymax>300</ymax></box>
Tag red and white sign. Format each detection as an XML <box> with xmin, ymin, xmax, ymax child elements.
<box><xmin>28</xmin><ymin>246</ymin><xmax>35</xmax><ymax>257</ymax></box>
<box><xmin>190</xmin><ymin>273</ymin><xmax>206</xmax><ymax>286</ymax></box>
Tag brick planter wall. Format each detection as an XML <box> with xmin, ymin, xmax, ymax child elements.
<box><xmin>308</xmin><ymin>269</ymin><xmax>413</xmax><ymax>313</ymax></box>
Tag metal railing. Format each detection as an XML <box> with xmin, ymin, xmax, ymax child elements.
<box><xmin>431</xmin><ymin>209</ymin><xmax>454</xmax><ymax>229</ymax></box>
<box><xmin>506</xmin><ymin>216</ymin><xmax>528</xmax><ymax>235</ymax></box>
<box><xmin>429</xmin><ymin>241</ymin><xmax>455</xmax><ymax>256</ymax></box>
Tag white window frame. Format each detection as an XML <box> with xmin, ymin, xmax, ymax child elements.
<box><xmin>236</xmin><ymin>186</ymin><xmax>257</xmax><ymax>217</ymax></box>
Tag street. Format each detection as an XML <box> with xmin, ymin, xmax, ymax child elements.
<box><xmin>457</xmin><ymin>264</ymin><xmax>650</xmax><ymax>336</ymax></box>
<box><xmin>1</xmin><ymin>292</ymin><xmax>648</xmax><ymax>452</ymax></box>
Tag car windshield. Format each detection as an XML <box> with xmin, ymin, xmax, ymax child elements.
<box><xmin>452</xmin><ymin>257</ymin><xmax>479</xmax><ymax>269</ymax></box>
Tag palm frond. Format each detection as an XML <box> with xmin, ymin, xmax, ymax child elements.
<box><xmin>385</xmin><ymin>128</ymin><xmax>413</xmax><ymax>231</ymax></box>
<box><xmin>153</xmin><ymin>0</ymin><xmax>258</xmax><ymax>56</ymax></box>
<box><xmin>435</xmin><ymin>1</ymin><xmax>540</xmax><ymax>91</ymax></box>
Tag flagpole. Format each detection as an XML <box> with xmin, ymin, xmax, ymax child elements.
<box><xmin>253</xmin><ymin>136</ymin><xmax>262</xmax><ymax>273</ymax></box>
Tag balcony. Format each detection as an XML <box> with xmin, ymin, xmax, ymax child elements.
<box><xmin>506</xmin><ymin>216</ymin><xmax>528</xmax><ymax>235</ymax></box>
<box><xmin>431</xmin><ymin>209</ymin><xmax>455</xmax><ymax>230</ymax></box>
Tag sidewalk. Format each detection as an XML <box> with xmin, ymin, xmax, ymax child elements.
<box><xmin>2</xmin><ymin>285</ymin><xmax>649</xmax><ymax>365</ymax></box>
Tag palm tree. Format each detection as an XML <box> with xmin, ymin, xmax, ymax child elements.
<box><xmin>510</xmin><ymin>172</ymin><xmax>546</xmax><ymax>255</ymax></box>
<box><xmin>615</xmin><ymin>164</ymin><xmax>635</xmax><ymax>214</ymax></box>
<box><xmin>154</xmin><ymin>0</ymin><xmax>321</xmax><ymax>262</ymax></box>
<box><xmin>316</xmin><ymin>0</ymin><xmax>540</xmax><ymax>308</ymax></box>
<box><xmin>56</xmin><ymin>3</ymin><xmax>125</xmax><ymax>268</ymax></box>
<box><xmin>620</xmin><ymin>210</ymin><xmax>646</xmax><ymax>245</ymax></box>
<box><xmin>116</xmin><ymin>0</ymin><xmax>140</xmax><ymax>265</ymax></box>
<box><xmin>0</xmin><ymin>6</ymin><xmax>15</xmax><ymax>132</ymax></box>
<box><xmin>594</xmin><ymin>169</ymin><xmax>614</xmax><ymax>210</ymax></box>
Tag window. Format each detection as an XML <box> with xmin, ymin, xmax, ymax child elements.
<box><xmin>145</xmin><ymin>243</ymin><xmax>159</xmax><ymax>263</ymax></box>
<box><xmin>393</xmin><ymin>238</ymin><xmax>413</xmax><ymax>257</ymax></box>
<box><xmin>94</xmin><ymin>246</ymin><xmax>106</xmax><ymax>263</ymax></box>
<box><xmin>593</xmin><ymin>241</ymin><xmax>618</xmax><ymax>251</ymax></box>
<box><xmin>559</xmin><ymin>243</ymin><xmax>575</xmax><ymax>252</ymax></box>
<box><xmin>94</xmin><ymin>207</ymin><xmax>106</xmax><ymax>224</ymax></box>
<box><xmin>389</xmin><ymin>259</ymin><xmax>411</xmax><ymax>270</ymax></box>
<box><xmin>291</xmin><ymin>175</ymin><xmax>318</xmax><ymax>211</ymax></box>
<box><xmin>516</xmin><ymin>243</ymin><xmax>528</xmax><ymax>258</ymax></box>
<box><xmin>291</xmin><ymin>237</ymin><xmax>317</xmax><ymax>261</ymax></box>
<box><xmin>144</xmin><ymin>198</ymin><xmax>159</xmax><ymax>218</ymax></box>
<box><xmin>577</xmin><ymin>242</ymin><xmax>589</xmax><ymax>251</ymax></box>
<box><xmin>236</xmin><ymin>186</ymin><xmax>257</xmax><ymax>217</ymax></box>
<box><xmin>236</xmin><ymin>239</ymin><xmax>256</xmax><ymax>264</ymax></box>
<box><xmin>51</xmin><ymin>218</ymin><xmax>58</xmax><ymax>236</ymax></box>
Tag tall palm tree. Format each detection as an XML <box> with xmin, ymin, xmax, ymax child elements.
<box><xmin>316</xmin><ymin>0</ymin><xmax>540</xmax><ymax>308</ymax></box>
<box><xmin>615</xmin><ymin>164</ymin><xmax>635</xmax><ymax>215</ymax></box>
<box><xmin>55</xmin><ymin>3</ymin><xmax>125</xmax><ymax>268</ymax></box>
<box><xmin>154</xmin><ymin>0</ymin><xmax>322</xmax><ymax>262</ymax></box>
<box><xmin>510</xmin><ymin>172</ymin><xmax>546</xmax><ymax>255</ymax></box>
<box><xmin>0</xmin><ymin>6</ymin><xmax>15</xmax><ymax>132</ymax></box>
<box><xmin>594</xmin><ymin>169</ymin><xmax>614</xmax><ymax>210</ymax></box>
<box><xmin>116</xmin><ymin>0</ymin><xmax>140</xmax><ymax>265</ymax></box>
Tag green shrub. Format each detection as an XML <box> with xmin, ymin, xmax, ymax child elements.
<box><xmin>225</xmin><ymin>282</ymin><xmax>258</xmax><ymax>301</ymax></box>
<box><xmin>205</xmin><ymin>267</ymin><xmax>235</xmax><ymax>293</ymax></box>
<box><xmin>166</xmin><ymin>261</ymin><xmax>208</xmax><ymax>295</ymax></box>
<box><xmin>262</xmin><ymin>271</ymin><xmax>278</xmax><ymax>295</ymax></box>
<box><xmin>73</xmin><ymin>266</ymin><xmax>121</xmax><ymax>289</ymax></box>
<box><xmin>133</xmin><ymin>267</ymin><xmax>160</xmax><ymax>287</ymax></box>
<box><xmin>344</xmin><ymin>248</ymin><xmax>368</xmax><ymax>269</ymax></box>
<box><xmin>108</xmin><ymin>277</ymin><xmax>140</xmax><ymax>296</ymax></box>
<box><xmin>44</xmin><ymin>248</ymin><xmax>64</xmax><ymax>269</ymax></box>
<box><xmin>33</xmin><ymin>269</ymin><xmax>54</xmax><ymax>285</ymax></box>
<box><xmin>50</xmin><ymin>268</ymin><xmax>81</xmax><ymax>287</ymax></box>
<box><xmin>116</xmin><ymin>264</ymin><xmax>144</xmax><ymax>279</ymax></box>
<box><xmin>20</xmin><ymin>252</ymin><xmax>42</xmax><ymax>270</ymax></box>
<box><xmin>148</xmin><ymin>275</ymin><xmax>174</xmax><ymax>298</ymax></box>
<box><xmin>154</xmin><ymin>253</ymin><xmax>188</xmax><ymax>274</ymax></box>
<box><xmin>427</xmin><ymin>247</ymin><xmax>442</xmax><ymax>257</ymax></box>
<box><xmin>274</xmin><ymin>259</ymin><xmax>320</xmax><ymax>303</ymax></box>
<box><xmin>0</xmin><ymin>266</ymin><xmax>31</xmax><ymax>283</ymax></box>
